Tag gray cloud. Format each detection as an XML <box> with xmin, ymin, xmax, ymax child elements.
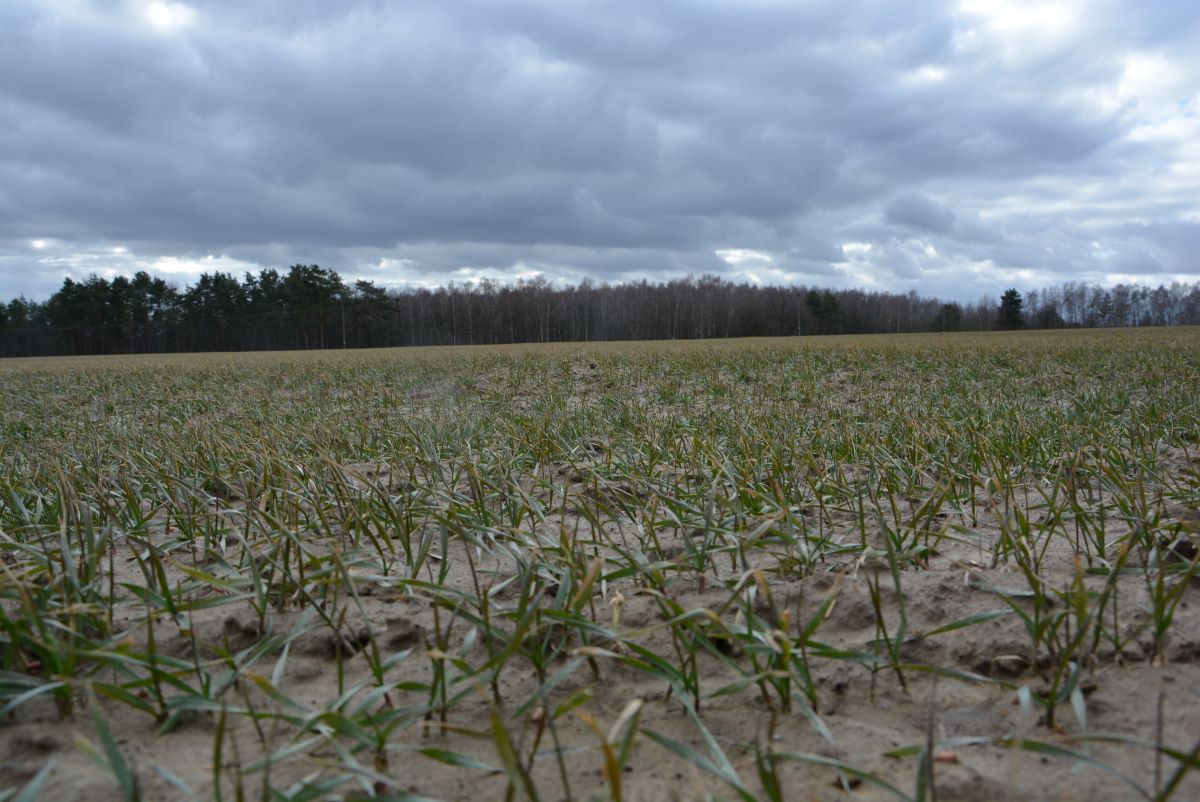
<box><xmin>884</xmin><ymin>194</ymin><xmax>957</xmax><ymax>234</ymax></box>
<box><xmin>2</xmin><ymin>0</ymin><xmax>1199</xmax><ymax>302</ymax></box>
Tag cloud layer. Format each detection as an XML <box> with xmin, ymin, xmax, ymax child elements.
<box><xmin>2</xmin><ymin>0</ymin><xmax>1199</xmax><ymax>301</ymax></box>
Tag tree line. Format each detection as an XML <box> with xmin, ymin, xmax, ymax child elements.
<box><xmin>2</xmin><ymin>265</ymin><xmax>1199</xmax><ymax>357</ymax></box>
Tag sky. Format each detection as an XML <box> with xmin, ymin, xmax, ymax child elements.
<box><xmin>2</xmin><ymin>0</ymin><xmax>1199</xmax><ymax>303</ymax></box>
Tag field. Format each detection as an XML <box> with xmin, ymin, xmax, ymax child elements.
<box><xmin>2</xmin><ymin>329</ymin><xmax>1199</xmax><ymax>802</ymax></box>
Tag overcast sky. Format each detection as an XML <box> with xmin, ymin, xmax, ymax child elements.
<box><xmin>3</xmin><ymin>0</ymin><xmax>1199</xmax><ymax>302</ymax></box>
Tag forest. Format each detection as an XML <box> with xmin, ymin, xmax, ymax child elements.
<box><xmin>2</xmin><ymin>265</ymin><xmax>1199</xmax><ymax>356</ymax></box>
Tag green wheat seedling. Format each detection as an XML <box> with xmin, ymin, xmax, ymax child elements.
<box><xmin>78</xmin><ymin>687</ymin><xmax>142</xmax><ymax>802</ymax></box>
<box><xmin>575</xmin><ymin>698</ymin><xmax>643</xmax><ymax>802</ymax></box>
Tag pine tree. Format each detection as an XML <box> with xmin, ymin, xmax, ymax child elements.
<box><xmin>997</xmin><ymin>288</ymin><xmax>1025</xmax><ymax>330</ymax></box>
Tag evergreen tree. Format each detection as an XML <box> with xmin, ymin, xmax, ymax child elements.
<box><xmin>1032</xmin><ymin>304</ymin><xmax>1065</xmax><ymax>329</ymax></box>
<box><xmin>805</xmin><ymin>289</ymin><xmax>839</xmax><ymax>333</ymax></box>
<box><xmin>997</xmin><ymin>289</ymin><xmax>1025</xmax><ymax>330</ymax></box>
<box><xmin>930</xmin><ymin>303</ymin><xmax>962</xmax><ymax>332</ymax></box>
